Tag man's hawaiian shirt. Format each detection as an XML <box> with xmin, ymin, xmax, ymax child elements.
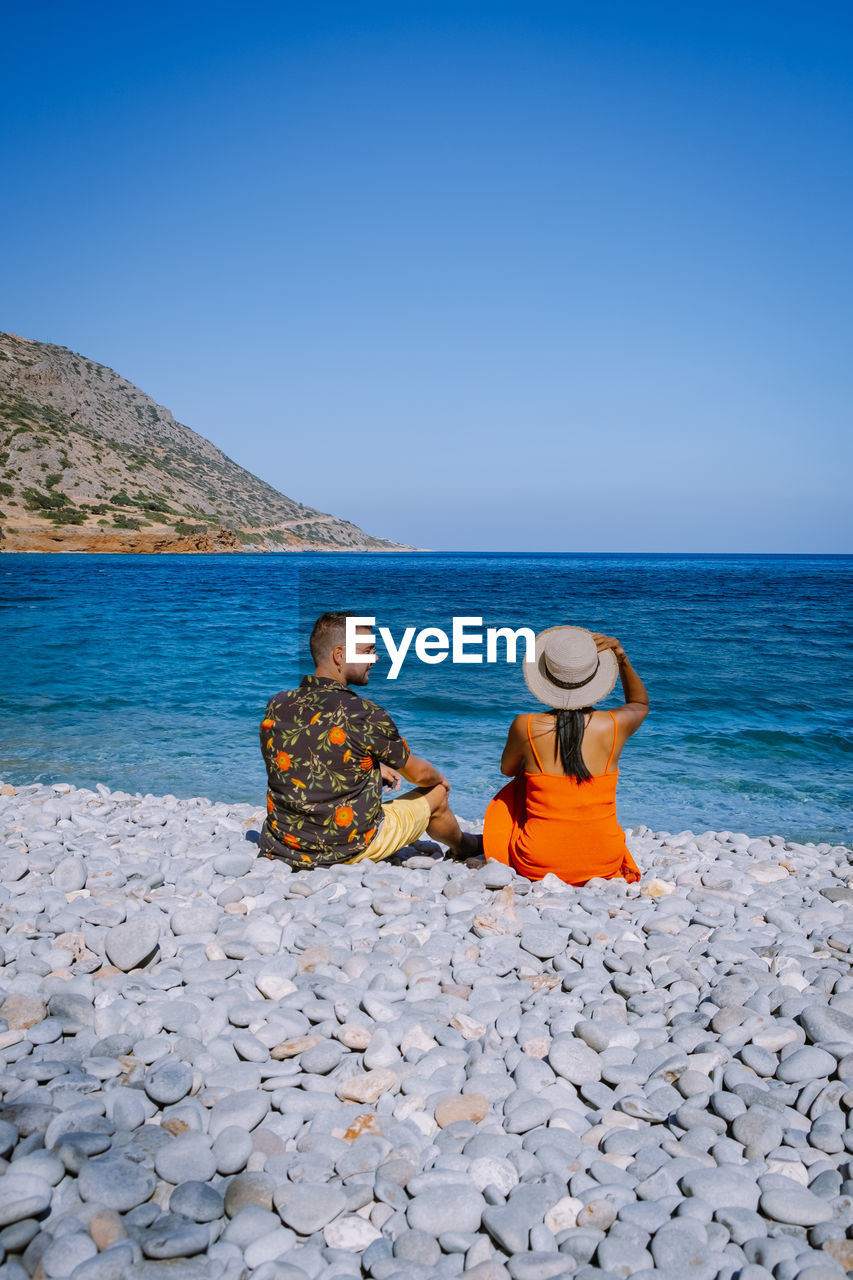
<box><xmin>259</xmin><ymin>675</ymin><xmax>410</xmax><ymax>867</ymax></box>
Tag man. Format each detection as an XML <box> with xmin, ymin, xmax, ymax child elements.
<box><xmin>259</xmin><ymin>611</ymin><xmax>481</xmax><ymax>868</ymax></box>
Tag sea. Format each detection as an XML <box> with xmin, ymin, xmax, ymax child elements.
<box><xmin>1</xmin><ymin>552</ymin><xmax>850</xmax><ymax>845</ymax></box>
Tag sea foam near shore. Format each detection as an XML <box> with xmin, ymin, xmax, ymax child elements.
<box><xmin>1</xmin><ymin>780</ymin><xmax>853</xmax><ymax>1280</ymax></box>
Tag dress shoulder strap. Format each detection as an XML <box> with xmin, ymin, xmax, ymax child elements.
<box><xmin>526</xmin><ymin>715</ymin><xmax>545</xmax><ymax>773</ymax></box>
<box><xmin>605</xmin><ymin>710</ymin><xmax>619</xmax><ymax>774</ymax></box>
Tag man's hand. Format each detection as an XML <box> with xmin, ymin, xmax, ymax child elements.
<box><xmin>379</xmin><ymin>763</ymin><xmax>402</xmax><ymax>791</ymax></box>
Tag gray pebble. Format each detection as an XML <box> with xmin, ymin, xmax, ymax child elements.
<box><xmin>77</xmin><ymin>1155</ymin><xmax>156</xmax><ymax>1211</ymax></box>
<box><xmin>104</xmin><ymin>917</ymin><xmax>159</xmax><ymax>971</ymax></box>
<box><xmin>548</xmin><ymin>1037</ymin><xmax>601</xmax><ymax>1085</ymax></box>
<box><xmin>144</xmin><ymin>1058</ymin><xmax>193</xmax><ymax>1106</ymax></box>
<box><xmin>276</xmin><ymin>1183</ymin><xmax>348</xmax><ymax>1234</ymax></box>
<box><xmin>758</xmin><ymin>1187</ymin><xmax>833</xmax><ymax>1226</ymax></box>
<box><xmin>408</xmin><ymin>1186</ymin><xmax>486</xmax><ymax>1236</ymax></box>
<box><xmin>777</xmin><ymin>1047</ymin><xmax>837</xmax><ymax>1084</ymax></box>
<box><xmin>169</xmin><ymin>1180</ymin><xmax>224</xmax><ymax>1222</ymax></box>
<box><xmin>154</xmin><ymin>1133</ymin><xmax>215</xmax><ymax>1184</ymax></box>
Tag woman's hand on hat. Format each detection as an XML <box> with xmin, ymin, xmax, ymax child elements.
<box><xmin>593</xmin><ymin>633</ymin><xmax>627</xmax><ymax>664</ymax></box>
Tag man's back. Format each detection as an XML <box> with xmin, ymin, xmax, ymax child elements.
<box><xmin>259</xmin><ymin>674</ymin><xmax>409</xmax><ymax>866</ymax></box>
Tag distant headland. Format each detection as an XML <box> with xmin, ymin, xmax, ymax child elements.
<box><xmin>0</xmin><ymin>332</ymin><xmax>407</xmax><ymax>553</ymax></box>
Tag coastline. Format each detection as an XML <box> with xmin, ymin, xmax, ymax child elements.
<box><xmin>2</xmin><ymin>777</ymin><xmax>852</xmax><ymax>1277</ymax></box>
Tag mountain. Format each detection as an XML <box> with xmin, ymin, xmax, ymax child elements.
<box><xmin>0</xmin><ymin>332</ymin><xmax>406</xmax><ymax>553</ymax></box>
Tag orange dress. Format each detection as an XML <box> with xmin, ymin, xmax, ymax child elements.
<box><xmin>482</xmin><ymin>711</ymin><xmax>640</xmax><ymax>886</ymax></box>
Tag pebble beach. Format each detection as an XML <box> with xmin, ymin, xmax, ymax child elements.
<box><xmin>1</xmin><ymin>780</ymin><xmax>853</xmax><ymax>1280</ymax></box>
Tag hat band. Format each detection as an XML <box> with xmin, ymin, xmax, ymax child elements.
<box><xmin>543</xmin><ymin>654</ymin><xmax>600</xmax><ymax>691</ymax></box>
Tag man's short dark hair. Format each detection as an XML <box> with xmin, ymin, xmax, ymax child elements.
<box><xmin>309</xmin><ymin>612</ymin><xmax>352</xmax><ymax>664</ymax></box>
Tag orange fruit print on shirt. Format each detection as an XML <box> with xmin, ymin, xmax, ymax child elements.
<box><xmin>276</xmin><ymin>751</ymin><xmax>291</xmax><ymax>770</ymax></box>
<box><xmin>329</xmin><ymin>726</ymin><xmax>346</xmax><ymax>745</ymax></box>
<box><xmin>334</xmin><ymin>806</ymin><xmax>354</xmax><ymax>827</ymax></box>
<box><xmin>360</xmin><ymin>756</ymin><xmax>372</xmax><ymax>771</ymax></box>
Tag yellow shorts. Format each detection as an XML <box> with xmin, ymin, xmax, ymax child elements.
<box><xmin>346</xmin><ymin>790</ymin><xmax>432</xmax><ymax>863</ymax></box>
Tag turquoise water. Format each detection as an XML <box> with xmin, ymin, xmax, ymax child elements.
<box><xmin>1</xmin><ymin>553</ymin><xmax>851</xmax><ymax>843</ymax></box>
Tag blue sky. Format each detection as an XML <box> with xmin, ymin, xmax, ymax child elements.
<box><xmin>2</xmin><ymin>1</ymin><xmax>851</xmax><ymax>551</ymax></box>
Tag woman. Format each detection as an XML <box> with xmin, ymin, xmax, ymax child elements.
<box><xmin>482</xmin><ymin>626</ymin><xmax>649</xmax><ymax>884</ymax></box>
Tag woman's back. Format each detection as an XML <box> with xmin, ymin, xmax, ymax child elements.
<box><xmin>509</xmin><ymin>710</ymin><xmax>638</xmax><ymax>883</ymax></box>
<box><xmin>524</xmin><ymin>708</ymin><xmax>622</xmax><ymax>777</ymax></box>
<box><xmin>482</xmin><ymin>629</ymin><xmax>649</xmax><ymax>885</ymax></box>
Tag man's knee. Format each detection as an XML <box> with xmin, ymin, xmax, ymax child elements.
<box><xmin>424</xmin><ymin>783</ymin><xmax>451</xmax><ymax>815</ymax></box>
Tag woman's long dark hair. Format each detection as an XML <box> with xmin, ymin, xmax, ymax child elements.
<box><xmin>550</xmin><ymin>707</ymin><xmax>593</xmax><ymax>782</ymax></box>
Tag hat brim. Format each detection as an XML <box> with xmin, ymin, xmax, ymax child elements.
<box><xmin>522</xmin><ymin>626</ymin><xmax>619</xmax><ymax>709</ymax></box>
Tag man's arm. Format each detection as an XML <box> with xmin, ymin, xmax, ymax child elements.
<box><xmin>401</xmin><ymin>753</ymin><xmax>450</xmax><ymax>791</ymax></box>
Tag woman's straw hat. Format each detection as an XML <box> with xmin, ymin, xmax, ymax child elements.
<box><xmin>523</xmin><ymin>625</ymin><xmax>618</xmax><ymax>709</ymax></box>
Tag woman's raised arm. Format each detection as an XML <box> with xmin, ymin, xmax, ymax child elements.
<box><xmin>593</xmin><ymin>634</ymin><xmax>649</xmax><ymax>736</ymax></box>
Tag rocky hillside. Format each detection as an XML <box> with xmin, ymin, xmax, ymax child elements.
<box><xmin>0</xmin><ymin>333</ymin><xmax>405</xmax><ymax>552</ymax></box>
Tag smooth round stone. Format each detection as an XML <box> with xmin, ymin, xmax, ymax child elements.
<box><xmin>212</xmin><ymin>1126</ymin><xmax>253</xmax><ymax>1175</ymax></box>
<box><xmin>40</xmin><ymin>1232</ymin><xmax>97</xmax><ymax>1277</ymax></box>
<box><xmin>710</xmin><ymin>1091</ymin><xmax>747</xmax><ymax>1123</ymax></box>
<box><xmin>154</xmin><ymin>1133</ymin><xmax>216</xmax><ymax>1185</ymax></box>
<box><xmin>170</xmin><ymin>1180</ymin><xmax>224</xmax><ymax>1223</ymax></box>
<box><xmin>213</xmin><ymin>852</ymin><xmax>254</xmax><ymax>877</ymax></box>
<box><xmin>407</xmin><ymin>1187</ymin><xmax>486</xmax><ymax>1235</ymax></box>
<box><xmin>549</xmin><ymin>1037</ymin><xmax>601</xmax><ymax>1085</ymax></box>
<box><xmin>801</xmin><ymin>1006</ymin><xmax>853</xmax><ymax>1049</ymax></box>
<box><xmin>759</xmin><ymin>1187</ymin><xmax>833</xmax><ymax>1226</ymax></box>
<box><xmin>1</xmin><ymin>995</ymin><xmax>47</xmax><ymax>1030</ymax></box>
<box><xmin>651</xmin><ymin>1220</ymin><xmax>709</xmax><ymax>1271</ymax></box>
<box><xmin>740</xmin><ymin>1045</ymin><xmax>777</xmax><ymax>1077</ymax></box>
<box><xmin>170</xmin><ymin>905</ymin><xmax>219</xmax><ymax>936</ymax></box>
<box><xmin>12</xmin><ymin>1153</ymin><xmax>63</xmax><ymax>1187</ymax></box>
<box><xmin>223</xmin><ymin>1172</ymin><xmax>274</xmax><ymax>1216</ymax></box>
<box><xmin>208</xmin><ymin>1090</ymin><xmax>269</xmax><ymax>1139</ymax></box>
<box><xmin>481</xmin><ymin>862</ymin><xmax>513</xmax><ymax>888</ymax></box>
<box><xmin>276</xmin><ymin>1183</ymin><xmax>347</xmax><ymax>1234</ymax></box>
<box><xmin>520</xmin><ymin>925</ymin><xmax>569</xmax><ymax>961</ymax></box>
<box><xmin>26</xmin><ymin>1017</ymin><xmax>64</xmax><ymax>1046</ymax></box>
<box><xmin>335</xmin><ymin>1069</ymin><xmax>398</xmax><ymax>1103</ymax></box>
<box><xmin>108</xmin><ymin>1090</ymin><xmax>147</xmax><ymax>1132</ymax></box>
<box><xmin>505</xmin><ymin>1098</ymin><xmax>552</xmax><ymax>1134</ymax></box>
<box><xmin>78</xmin><ymin>1155</ymin><xmax>156</xmax><ymax>1211</ymax></box>
<box><xmin>222</xmin><ymin>1204</ymin><xmax>281</xmax><ymax>1249</ymax></box>
<box><xmin>0</xmin><ymin>1217</ymin><xmax>42</xmax><ymax>1251</ymax></box>
<box><xmin>145</xmin><ymin>1059</ymin><xmax>193</xmax><ymax>1106</ymax></box>
<box><xmin>469</xmin><ymin>1157</ymin><xmax>519</xmax><ymax>1197</ymax></box>
<box><xmin>435</xmin><ymin>1094</ymin><xmax>489</xmax><ymax>1129</ymax></box>
<box><xmin>53</xmin><ymin>856</ymin><xmax>87</xmax><ymax>893</ymax></box>
<box><xmin>363</xmin><ymin>1028</ymin><xmax>399</xmax><ymax>1070</ymax></box>
<box><xmin>0</xmin><ymin>1184</ymin><xmax>52</xmax><ymax>1228</ymax></box>
<box><xmin>323</xmin><ymin>1214</ymin><xmax>382</xmax><ymax>1251</ymax></box>
<box><xmin>0</xmin><ymin>1120</ymin><xmax>19</xmax><ymax>1158</ymax></box>
<box><xmin>679</xmin><ymin>1167</ymin><xmax>760</xmax><ymax>1211</ymax></box>
<box><xmin>299</xmin><ymin>1040</ymin><xmax>344</xmax><ymax>1074</ymax></box>
<box><xmin>244</xmin><ymin>1226</ymin><xmax>300</xmax><ymax>1269</ymax></box>
<box><xmin>777</xmin><ymin>1047</ymin><xmax>836</xmax><ymax>1084</ymax></box>
<box><xmin>104</xmin><ymin>918</ymin><xmax>160</xmax><ymax>972</ymax></box>
<box><xmin>732</xmin><ymin>1109</ymin><xmax>784</xmax><ymax>1155</ymax></box>
<box><xmin>232</xmin><ymin>1032</ymin><xmax>269</xmax><ymax>1063</ymax></box>
<box><xmin>713</xmin><ymin>1207</ymin><xmax>769</xmax><ymax>1246</ymax></box>
<box><xmin>598</xmin><ymin>1238</ymin><xmax>654</xmax><ymax>1277</ymax></box>
<box><xmin>138</xmin><ymin>1216</ymin><xmax>209</xmax><ymax>1258</ymax></box>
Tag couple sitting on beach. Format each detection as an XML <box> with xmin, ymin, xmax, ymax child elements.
<box><xmin>259</xmin><ymin>612</ymin><xmax>649</xmax><ymax>885</ymax></box>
